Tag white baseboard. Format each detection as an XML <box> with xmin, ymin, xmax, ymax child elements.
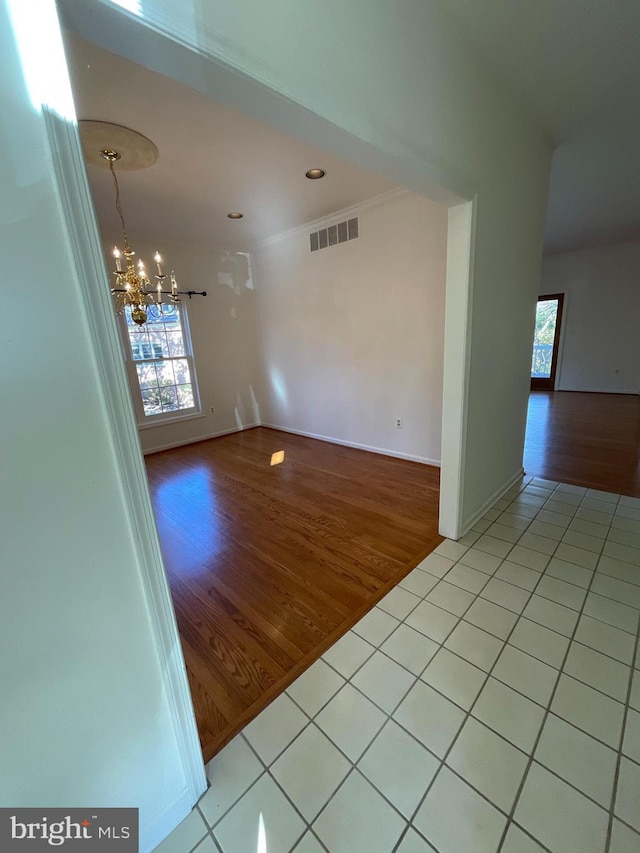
<box><xmin>557</xmin><ymin>386</ymin><xmax>639</xmax><ymax>395</ymax></box>
<box><xmin>261</xmin><ymin>422</ymin><xmax>441</xmax><ymax>466</ymax></box>
<box><xmin>142</xmin><ymin>422</ymin><xmax>261</xmax><ymax>455</ymax></box>
<box><xmin>459</xmin><ymin>468</ymin><xmax>526</xmax><ymax>538</ymax></box>
<box><xmin>143</xmin><ymin>420</ymin><xmax>441</xmax><ymax>466</ymax></box>
<box><xmin>141</xmin><ymin>786</ymin><xmax>196</xmax><ymax>853</ymax></box>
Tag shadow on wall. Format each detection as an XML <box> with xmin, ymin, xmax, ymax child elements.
<box><xmin>212</xmin><ymin>250</ymin><xmax>262</xmax><ymax>431</ymax></box>
<box><xmin>235</xmin><ymin>385</ymin><xmax>261</xmax><ymax>429</ymax></box>
<box><xmin>215</xmin><ymin>250</ymin><xmax>280</xmax><ymax>434</ymax></box>
<box><xmin>217</xmin><ymin>250</ymin><xmax>253</xmax><ymax>294</ymax></box>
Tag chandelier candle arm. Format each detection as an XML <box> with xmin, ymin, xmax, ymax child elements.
<box><xmin>112</xmin><ymin>288</ymin><xmax>208</xmax><ymax>298</ymax></box>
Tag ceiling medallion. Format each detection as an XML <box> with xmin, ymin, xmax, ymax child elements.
<box><xmin>79</xmin><ymin>121</ymin><xmax>206</xmax><ymax>326</ymax></box>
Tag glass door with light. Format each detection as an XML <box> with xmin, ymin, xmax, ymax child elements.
<box><xmin>531</xmin><ymin>294</ymin><xmax>564</xmax><ymax>390</ymax></box>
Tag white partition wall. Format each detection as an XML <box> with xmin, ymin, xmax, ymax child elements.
<box><xmin>0</xmin><ymin>3</ymin><xmax>205</xmax><ymax>851</ymax></box>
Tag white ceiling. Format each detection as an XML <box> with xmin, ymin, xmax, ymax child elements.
<box><xmin>66</xmin><ymin>2</ymin><xmax>640</xmax><ymax>258</ymax></box>
<box><xmin>63</xmin><ymin>34</ymin><xmax>398</xmax><ymax>251</ymax></box>
<box><xmin>438</xmin><ymin>0</ymin><xmax>640</xmax><ymax>254</ymax></box>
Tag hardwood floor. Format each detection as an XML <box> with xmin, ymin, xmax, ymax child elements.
<box><xmin>524</xmin><ymin>391</ymin><xmax>640</xmax><ymax>497</ymax></box>
<box><xmin>145</xmin><ymin>427</ymin><xmax>441</xmax><ymax>761</ymax></box>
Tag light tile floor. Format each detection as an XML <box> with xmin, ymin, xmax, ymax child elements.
<box><xmin>155</xmin><ymin>477</ymin><xmax>640</xmax><ymax>853</ymax></box>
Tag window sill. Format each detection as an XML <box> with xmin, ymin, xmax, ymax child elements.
<box><xmin>137</xmin><ymin>410</ymin><xmax>206</xmax><ymax>430</ymax></box>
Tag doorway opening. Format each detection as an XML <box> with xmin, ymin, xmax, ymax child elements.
<box><xmin>48</xmin><ymin>0</ymin><xmax>474</xmax><ymax>789</ymax></box>
<box><xmin>58</xmin><ymin>29</ymin><xmax>457</xmax><ymax>761</ymax></box>
<box><xmin>531</xmin><ymin>293</ymin><xmax>564</xmax><ymax>390</ymax></box>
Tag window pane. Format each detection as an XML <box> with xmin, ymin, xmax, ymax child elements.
<box><xmin>177</xmin><ymin>384</ymin><xmax>194</xmax><ymax>408</ymax></box>
<box><xmin>131</xmin><ymin>338</ymin><xmax>166</xmax><ymax>361</ymax></box>
<box><xmin>128</xmin><ymin>329</ymin><xmax>150</xmax><ymax>360</ymax></box>
<box><xmin>141</xmin><ymin>388</ymin><xmax>164</xmax><ymax>416</ymax></box>
<box><xmin>531</xmin><ymin>299</ymin><xmax>559</xmax><ymax>379</ymax></box>
<box><xmin>155</xmin><ymin>361</ymin><xmax>175</xmax><ymax>387</ymax></box>
<box><xmin>172</xmin><ymin>358</ymin><xmax>191</xmax><ymax>385</ymax></box>
<box><xmin>136</xmin><ymin>362</ymin><xmax>159</xmax><ymax>390</ymax></box>
<box><xmin>160</xmin><ymin>386</ymin><xmax>179</xmax><ymax>412</ymax></box>
<box><xmin>166</xmin><ymin>331</ymin><xmax>185</xmax><ymax>357</ymax></box>
<box><xmin>147</xmin><ymin>331</ymin><xmax>168</xmax><ymax>358</ymax></box>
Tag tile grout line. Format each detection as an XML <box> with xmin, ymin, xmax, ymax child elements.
<box><xmin>206</xmin><ymin>726</ymin><xmax>328</xmax><ymax>851</ymax></box>
<box><xmin>342</xmin><ymin>580</ymin><xmax>640</xmax><ymax>820</ymax></box>
<box><xmin>382</xmin><ymin>532</ymin><xmax>635</xmax><ymax>728</ymax></box>
<box><xmin>398</xmin><ymin>483</ymin><xmax>638</xmax><ymax>849</ymax></box>
<box><xmin>198</xmin><ymin>479</ymin><xmax>639</xmax><ymax>853</ymax></box>
<box><xmin>308</xmin><ymin>536</ymin><xmax>520</xmax><ymax>852</ymax></box>
<box><xmin>497</xmin><ymin>494</ymin><xmax>640</xmax><ymax>629</ymax></box>
<box><xmin>237</xmin><ymin>725</ymin><xmax>320</xmax><ymax>851</ymax></box>
<box><xmin>205</xmin><ymin>618</ymin><xmax>637</xmax><ymax>842</ymax></box>
<box><xmin>390</xmin><ymin>486</ymin><xmax>571</xmax><ymax>852</ymax></box>
<box><xmin>237</xmin><ymin>635</ymin><xmax>423</xmax><ymax>849</ymax></box>
<box><xmin>178</xmin><ymin>804</ymin><xmax>214</xmax><ymax>853</ymax></box>
<box><xmin>196</xmin><ymin>804</ymin><xmax>219</xmax><ymax>853</ymax></box>
<box><xmin>400</xmin><ymin>481</ymin><xmax>617</xmax><ymax>851</ymax></box>
<box><xmin>495</xmin><ymin>515</ymin><xmax>616</xmax><ymax>852</ymax></box>
<box><xmin>604</xmin><ymin>600</ymin><xmax>640</xmax><ymax>852</ymax></box>
<box><xmin>302</xmin><ymin>611</ymin><xmax>450</xmax><ymax>843</ymax></box>
<box><xmin>325</xmin><ymin>610</ymin><xmax>640</xmax><ymax>804</ymax></box>
<box><xmin>318</xmin><ymin>482</ymin><xmax>640</xmax><ymax>849</ymax></box>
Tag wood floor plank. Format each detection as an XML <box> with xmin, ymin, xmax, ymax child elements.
<box><xmin>145</xmin><ymin>427</ymin><xmax>442</xmax><ymax>760</ymax></box>
<box><xmin>525</xmin><ymin>391</ymin><xmax>640</xmax><ymax>497</ymax></box>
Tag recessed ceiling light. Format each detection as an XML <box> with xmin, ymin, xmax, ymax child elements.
<box><xmin>227</xmin><ymin>212</ymin><xmax>244</xmax><ymax>219</ymax></box>
<box><xmin>306</xmin><ymin>168</ymin><xmax>326</xmax><ymax>179</ymax></box>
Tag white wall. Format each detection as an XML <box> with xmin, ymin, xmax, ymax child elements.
<box><xmin>1</xmin><ymin>4</ymin><xmax>201</xmax><ymax>850</ymax></box>
<box><xmin>63</xmin><ymin>0</ymin><xmax>551</xmax><ymax>536</ymax></box>
<box><xmin>102</xmin><ymin>239</ymin><xmax>262</xmax><ymax>453</ymax></box>
<box><xmin>252</xmin><ymin>192</ymin><xmax>447</xmax><ymax>464</ymax></box>
<box><xmin>540</xmin><ymin>241</ymin><xmax>640</xmax><ymax>393</ymax></box>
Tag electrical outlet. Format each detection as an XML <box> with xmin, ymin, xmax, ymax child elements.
<box><xmin>396</xmin><ymin>418</ymin><xmax>403</xmax><ymax>429</ymax></box>
<box><xmin>210</xmin><ymin>406</ymin><xmax>215</xmax><ymax>413</ymax></box>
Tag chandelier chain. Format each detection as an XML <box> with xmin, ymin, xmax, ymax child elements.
<box><xmin>107</xmin><ymin>157</ymin><xmax>131</xmax><ymax>251</ymax></box>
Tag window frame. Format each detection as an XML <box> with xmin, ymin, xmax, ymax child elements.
<box><xmin>117</xmin><ymin>300</ymin><xmax>203</xmax><ymax>428</ymax></box>
<box><xmin>530</xmin><ymin>292</ymin><xmax>564</xmax><ymax>392</ymax></box>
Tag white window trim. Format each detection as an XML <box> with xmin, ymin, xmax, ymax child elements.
<box><xmin>137</xmin><ymin>410</ymin><xmax>207</xmax><ymax>430</ymax></box>
<box><xmin>117</xmin><ymin>300</ymin><xmax>203</xmax><ymax>428</ymax></box>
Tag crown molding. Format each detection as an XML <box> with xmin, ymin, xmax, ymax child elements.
<box><xmin>250</xmin><ymin>187</ymin><xmax>409</xmax><ymax>252</ymax></box>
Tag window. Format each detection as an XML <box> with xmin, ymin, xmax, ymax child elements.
<box><xmin>121</xmin><ymin>302</ymin><xmax>201</xmax><ymax>423</ymax></box>
<box><xmin>130</xmin><ymin>339</ymin><xmax>163</xmax><ymax>361</ymax></box>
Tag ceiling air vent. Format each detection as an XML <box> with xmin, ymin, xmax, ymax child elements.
<box><xmin>310</xmin><ymin>216</ymin><xmax>359</xmax><ymax>252</ymax></box>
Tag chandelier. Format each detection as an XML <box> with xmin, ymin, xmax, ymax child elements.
<box><xmin>79</xmin><ymin>121</ymin><xmax>206</xmax><ymax>327</ymax></box>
